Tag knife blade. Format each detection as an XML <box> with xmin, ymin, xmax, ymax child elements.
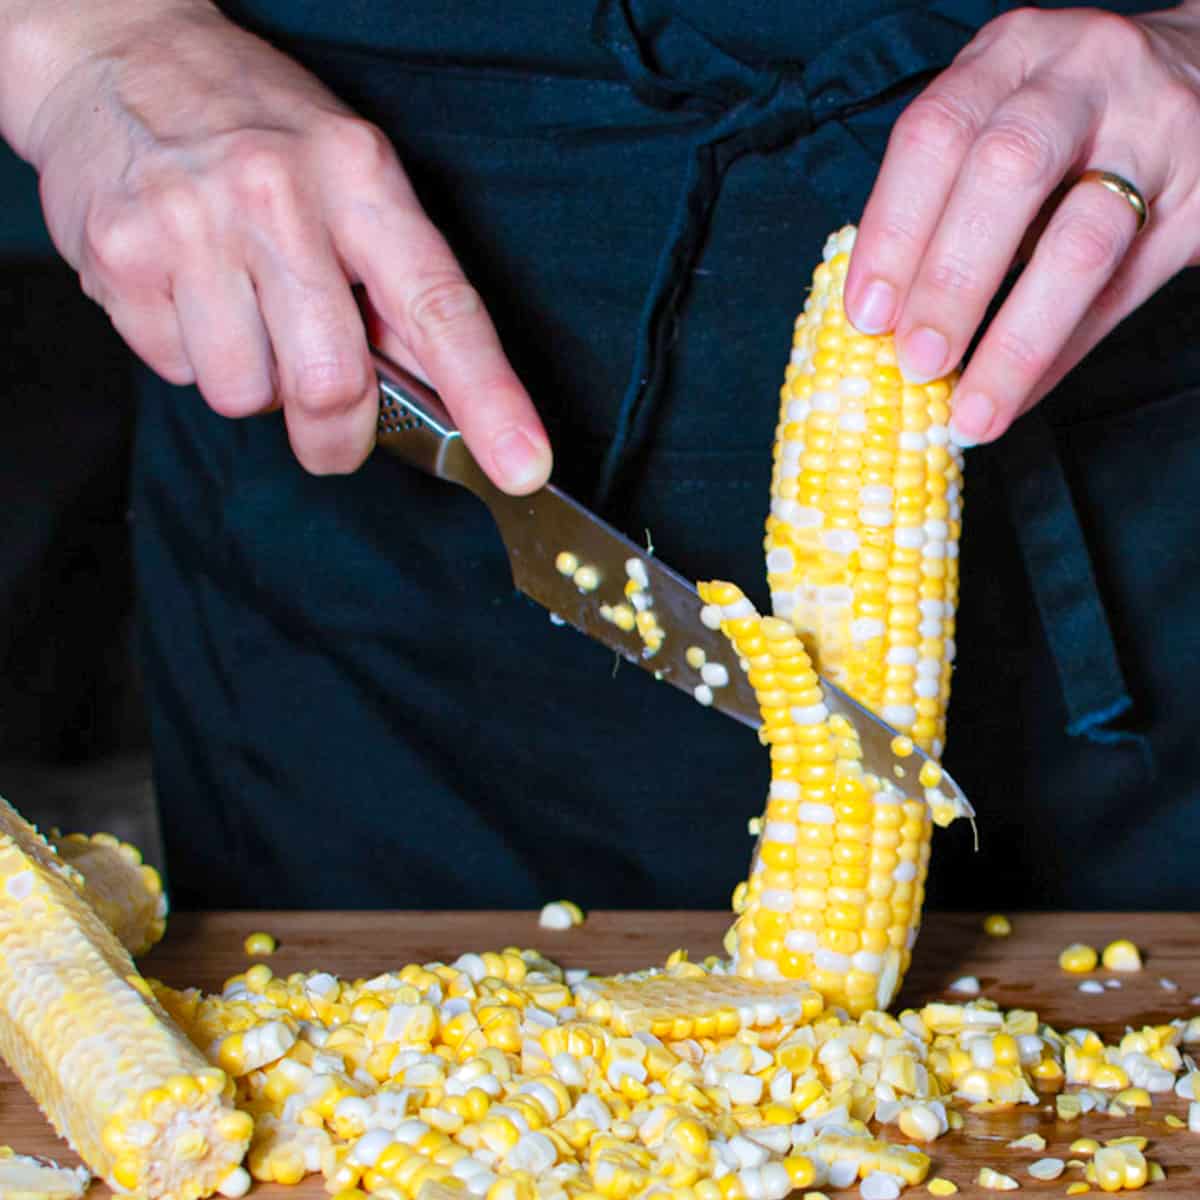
<box><xmin>373</xmin><ymin>349</ymin><xmax>972</xmax><ymax>816</ymax></box>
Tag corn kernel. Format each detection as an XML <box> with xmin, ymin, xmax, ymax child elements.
<box><xmin>1101</xmin><ymin>940</ymin><xmax>1142</xmax><ymax>972</ymax></box>
<box><xmin>243</xmin><ymin>931</ymin><xmax>278</xmax><ymax>956</ymax></box>
<box><xmin>1059</xmin><ymin>944</ymin><xmax>1099</xmax><ymax>973</ymax></box>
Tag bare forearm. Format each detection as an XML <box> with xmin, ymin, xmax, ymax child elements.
<box><xmin>0</xmin><ymin>0</ymin><xmax>213</xmax><ymax>160</ymax></box>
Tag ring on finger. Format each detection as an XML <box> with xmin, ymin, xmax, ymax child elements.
<box><xmin>1074</xmin><ymin>169</ymin><xmax>1149</xmax><ymax>233</ymax></box>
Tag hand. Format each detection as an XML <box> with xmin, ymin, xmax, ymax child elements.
<box><xmin>844</xmin><ymin>3</ymin><xmax>1200</xmax><ymax>443</ymax></box>
<box><xmin>2</xmin><ymin>1</ymin><xmax>551</xmax><ymax>487</ymax></box>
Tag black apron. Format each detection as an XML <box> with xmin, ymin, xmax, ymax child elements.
<box><xmin>127</xmin><ymin>0</ymin><xmax>1200</xmax><ymax>909</ymax></box>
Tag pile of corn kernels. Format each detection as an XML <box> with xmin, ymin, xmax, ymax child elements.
<box><xmin>147</xmin><ymin>945</ymin><xmax>1200</xmax><ymax>1200</ymax></box>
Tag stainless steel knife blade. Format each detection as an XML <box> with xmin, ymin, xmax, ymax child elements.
<box><xmin>373</xmin><ymin>349</ymin><xmax>972</xmax><ymax>815</ymax></box>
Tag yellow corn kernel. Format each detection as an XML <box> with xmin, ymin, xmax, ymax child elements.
<box><xmin>245</xmin><ymin>963</ymin><xmax>273</xmax><ymax>992</ymax></box>
<box><xmin>243</xmin><ymin>931</ymin><xmax>278</xmax><ymax>956</ymax></box>
<box><xmin>1101</xmin><ymin>940</ymin><xmax>1142</xmax><ymax>972</ymax></box>
<box><xmin>1114</xmin><ymin>1088</ymin><xmax>1150</xmax><ymax>1109</ymax></box>
<box><xmin>1091</xmin><ymin>1064</ymin><xmax>1130</xmax><ymax>1090</ymax></box>
<box><xmin>976</xmin><ymin>1167</ymin><xmax>1018</xmax><ymax>1191</ymax></box>
<box><xmin>1059</xmin><ymin>943</ymin><xmax>1099</xmax><ymax>973</ymax></box>
<box><xmin>1071</xmin><ymin>1139</ymin><xmax>1101</xmax><ymax>1156</ymax></box>
<box><xmin>1066</xmin><ymin>1186</ymin><xmax>1091</xmax><ymax>1197</ymax></box>
<box><xmin>983</xmin><ymin>915</ymin><xmax>1012</xmax><ymax>937</ymax></box>
<box><xmin>782</xmin><ymin>1156</ymin><xmax>816</xmax><ymax>1189</ymax></box>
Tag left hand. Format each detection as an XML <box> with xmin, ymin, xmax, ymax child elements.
<box><xmin>844</xmin><ymin>3</ymin><xmax>1200</xmax><ymax>444</ymax></box>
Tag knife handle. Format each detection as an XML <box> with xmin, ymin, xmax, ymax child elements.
<box><xmin>373</xmin><ymin>349</ymin><xmax>487</xmax><ymax>493</ymax></box>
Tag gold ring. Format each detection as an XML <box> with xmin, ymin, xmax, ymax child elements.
<box><xmin>1076</xmin><ymin>169</ymin><xmax>1148</xmax><ymax>232</ymax></box>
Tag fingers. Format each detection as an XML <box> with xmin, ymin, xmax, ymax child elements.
<box><xmin>78</xmin><ymin>203</ymin><xmax>195</xmax><ymax>386</ymax></box>
<box><xmin>948</xmin><ymin>165</ymin><xmax>1145</xmax><ymax>441</ymax></box>
<box><xmin>334</xmin><ymin>152</ymin><xmax>551</xmax><ymax>496</ymax></box>
<box><xmin>247</xmin><ymin>234</ymin><xmax>378</xmax><ymax>476</ymax></box>
<box><xmin>892</xmin><ymin>84</ymin><xmax>1093</xmax><ymax>386</ymax></box>
<box><xmin>847</xmin><ymin>3</ymin><xmax>1200</xmax><ymax>446</ymax></box>
<box><xmin>845</xmin><ymin>56</ymin><xmax>1018</xmax><ymax>336</ymax></box>
<box><xmin>105</xmin><ymin>298</ymin><xmax>195</xmax><ymax>387</ymax></box>
<box><xmin>173</xmin><ymin>262</ymin><xmax>277</xmax><ymax>418</ymax></box>
<box><xmin>1020</xmin><ymin>200</ymin><xmax>1198</xmax><ymax>414</ymax></box>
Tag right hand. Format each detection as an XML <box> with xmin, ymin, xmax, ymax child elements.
<box><xmin>8</xmin><ymin>1</ymin><xmax>552</xmax><ymax>488</ymax></box>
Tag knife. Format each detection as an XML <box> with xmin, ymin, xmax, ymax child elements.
<box><xmin>372</xmin><ymin>349</ymin><xmax>972</xmax><ymax>815</ymax></box>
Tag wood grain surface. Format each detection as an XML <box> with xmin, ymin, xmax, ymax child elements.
<box><xmin>5</xmin><ymin>910</ymin><xmax>1200</xmax><ymax>1198</ymax></box>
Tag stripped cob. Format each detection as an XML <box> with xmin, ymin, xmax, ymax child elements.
<box><xmin>0</xmin><ymin>1148</ymin><xmax>90</xmax><ymax>1200</ymax></box>
<box><xmin>699</xmin><ymin>583</ymin><xmax>946</xmax><ymax>1015</ymax></box>
<box><xmin>573</xmin><ymin>961</ymin><xmax>824</xmax><ymax>1038</ymax></box>
<box><xmin>53</xmin><ymin>830</ymin><xmax>168</xmax><ymax>956</ymax></box>
<box><xmin>765</xmin><ymin>225</ymin><xmax>963</xmax><ymax>756</ymax></box>
<box><xmin>0</xmin><ymin>795</ymin><xmax>251</xmax><ymax>1199</ymax></box>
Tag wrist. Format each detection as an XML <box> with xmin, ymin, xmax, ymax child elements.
<box><xmin>0</xmin><ymin>0</ymin><xmax>214</xmax><ymax>162</ymax></box>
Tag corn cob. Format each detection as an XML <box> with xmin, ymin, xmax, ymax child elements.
<box><xmin>0</xmin><ymin>1148</ymin><xmax>90</xmax><ymax>1200</ymax></box>
<box><xmin>52</xmin><ymin>830</ymin><xmax>167</xmax><ymax>956</ymax></box>
<box><xmin>0</xmin><ymin>794</ymin><xmax>252</xmax><ymax>1200</ymax></box>
<box><xmin>765</xmin><ymin>225</ymin><xmax>963</xmax><ymax>756</ymax></box>
<box><xmin>699</xmin><ymin>582</ymin><xmax>943</xmax><ymax>1015</ymax></box>
<box><xmin>573</xmin><ymin>961</ymin><xmax>824</xmax><ymax>1038</ymax></box>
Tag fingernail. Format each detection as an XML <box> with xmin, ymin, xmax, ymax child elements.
<box><xmin>898</xmin><ymin>326</ymin><xmax>950</xmax><ymax>383</ymax></box>
<box><xmin>851</xmin><ymin>279</ymin><xmax>897</xmax><ymax>334</ymax></box>
<box><xmin>491</xmin><ymin>427</ymin><xmax>551</xmax><ymax>493</ymax></box>
<box><xmin>950</xmin><ymin>391</ymin><xmax>995</xmax><ymax>446</ymax></box>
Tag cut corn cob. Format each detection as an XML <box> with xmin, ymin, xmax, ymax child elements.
<box><xmin>0</xmin><ymin>1148</ymin><xmax>90</xmax><ymax>1199</ymax></box>
<box><xmin>765</xmin><ymin>225</ymin><xmax>963</xmax><ymax>756</ymax></box>
<box><xmin>52</xmin><ymin>830</ymin><xmax>168</xmax><ymax>956</ymax></box>
<box><xmin>0</xmin><ymin>794</ymin><xmax>251</xmax><ymax>1200</ymax></box>
<box><xmin>698</xmin><ymin>582</ymin><xmax>964</xmax><ymax>1015</ymax></box>
<box><xmin>573</xmin><ymin>962</ymin><xmax>823</xmax><ymax>1037</ymax></box>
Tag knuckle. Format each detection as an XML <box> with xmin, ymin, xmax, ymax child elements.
<box><xmin>873</xmin><ymin>213</ymin><xmax>924</xmax><ymax>253</ymax></box>
<box><xmin>226</xmin><ymin>138</ymin><xmax>298</xmax><ymax>213</ymax></box>
<box><xmin>1079</xmin><ymin>9</ymin><xmax>1146</xmax><ymax>62</ymax></box>
<box><xmin>159</xmin><ymin>359</ymin><xmax>197</xmax><ymax>387</ymax></box>
<box><xmin>994</xmin><ymin>326</ymin><xmax>1049</xmax><ymax>378</ymax></box>
<box><xmin>973</xmin><ymin>117</ymin><xmax>1057</xmax><ymax>190</ymax></box>
<box><xmin>287</xmin><ymin>356</ymin><xmax>370</xmax><ymax>417</ymax></box>
<box><xmin>205</xmin><ymin>381</ymin><xmax>275</xmax><ymax>418</ymax></box>
<box><xmin>83</xmin><ymin>204</ymin><xmax>152</xmax><ymax>280</ymax></box>
<box><xmin>291</xmin><ymin>425</ymin><xmax>373</xmax><ymax>477</ymax></box>
<box><xmin>894</xmin><ymin>92</ymin><xmax>980</xmax><ymax>160</ymax></box>
<box><xmin>926</xmin><ymin>250</ymin><xmax>981</xmax><ymax>299</ymax></box>
<box><xmin>1045</xmin><ymin>213</ymin><xmax>1125</xmax><ymax>277</ymax></box>
<box><xmin>144</xmin><ymin>180</ymin><xmax>209</xmax><ymax>245</ymax></box>
<box><xmin>409</xmin><ymin>276</ymin><xmax>484</xmax><ymax>341</ymax></box>
<box><xmin>1161</xmin><ymin>78</ymin><xmax>1200</xmax><ymax>129</ymax></box>
<box><xmin>322</xmin><ymin>115</ymin><xmax>394</xmax><ymax>178</ymax></box>
<box><xmin>988</xmin><ymin>6</ymin><xmax>1043</xmax><ymax>39</ymax></box>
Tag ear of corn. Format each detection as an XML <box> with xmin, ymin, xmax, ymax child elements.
<box><xmin>52</xmin><ymin>830</ymin><xmax>168</xmax><ymax>956</ymax></box>
<box><xmin>765</xmin><ymin>226</ymin><xmax>963</xmax><ymax>757</ymax></box>
<box><xmin>0</xmin><ymin>794</ymin><xmax>251</xmax><ymax>1200</ymax></box>
<box><xmin>699</xmin><ymin>224</ymin><xmax>967</xmax><ymax>1016</ymax></box>
<box><xmin>699</xmin><ymin>582</ymin><xmax>934</xmax><ymax>1015</ymax></box>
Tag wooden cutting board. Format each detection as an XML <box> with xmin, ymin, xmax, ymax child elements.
<box><xmin>4</xmin><ymin>911</ymin><xmax>1200</xmax><ymax>1198</ymax></box>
